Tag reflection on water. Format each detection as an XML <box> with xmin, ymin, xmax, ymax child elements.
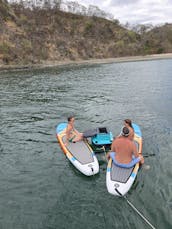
<box><xmin>0</xmin><ymin>59</ymin><xmax>172</xmax><ymax>229</ymax></box>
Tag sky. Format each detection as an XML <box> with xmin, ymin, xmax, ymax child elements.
<box><xmin>72</xmin><ymin>0</ymin><xmax>172</xmax><ymax>25</ymax></box>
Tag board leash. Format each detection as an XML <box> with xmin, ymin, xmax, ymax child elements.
<box><xmin>115</xmin><ymin>188</ymin><xmax>156</xmax><ymax>229</ymax></box>
<box><xmin>102</xmin><ymin>146</ymin><xmax>108</xmax><ymax>163</ymax></box>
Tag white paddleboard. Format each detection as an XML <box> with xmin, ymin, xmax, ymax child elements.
<box><xmin>56</xmin><ymin>123</ymin><xmax>99</xmax><ymax>176</ymax></box>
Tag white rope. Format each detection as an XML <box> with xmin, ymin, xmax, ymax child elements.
<box><xmin>115</xmin><ymin>188</ymin><xmax>156</xmax><ymax>229</ymax></box>
<box><xmin>102</xmin><ymin>146</ymin><xmax>108</xmax><ymax>163</ymax></box>
<box><xmin>125</xmin><ymin>197</ymin><xmax>156</xmax><ymax>229</ymax></box>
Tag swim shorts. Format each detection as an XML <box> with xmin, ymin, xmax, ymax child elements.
<box><xmin>110</xmin><ymin>152</ymin><xmax>140</xmax><ymax>168</ymax></box>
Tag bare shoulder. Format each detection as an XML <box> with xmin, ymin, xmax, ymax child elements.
<box><xmin>115</xmin><ymin>136</ymin><xmax>122</xmax><ymax>141</ymax></box>
<box><xmin>66</xmin><ymin>124</ymin><xmax>71</xmax><ymax>131</ymax></box>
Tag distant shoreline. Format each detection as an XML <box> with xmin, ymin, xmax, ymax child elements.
<box><xmin>0</xmin><ymin>53</ymin><xmax>172</xmax><ymax>71</ymax></box>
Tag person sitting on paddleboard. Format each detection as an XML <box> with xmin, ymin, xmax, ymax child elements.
<box><xmin>106</xmin><ymin>127</ymin><xmax>144</xmax><ymax>168</ymax></box>
<box><xmin>123</xmin><ymin>119</ymin><xmax>134</xmax><ymax>140</ymax></box>
<box><xmin>116</xmin><ymin>119</ymin><xmax>134</xmax><ymax>140</ymax></box>
<box><xmin>65</xmin><ymin>116</ymin><xmax>83</xmax><ymax>145</ymax></box>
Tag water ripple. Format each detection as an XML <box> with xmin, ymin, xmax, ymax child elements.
<box><xmin>0</xmin><ymin>59</ymin><xmax>172</xmax><ymax>228</ymax></box>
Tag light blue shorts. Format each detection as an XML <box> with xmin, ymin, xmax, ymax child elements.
<box><xmin>110</xmin><ymin>152</ymin><xmax>140</xmax><ymax>168</ymax></box>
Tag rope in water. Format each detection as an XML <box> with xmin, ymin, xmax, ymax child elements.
<box><xmin>125</xmin><ymin>197</ymin><xmax>156</xmax><ymax>229</ymax></box>
<box><xmin>115</xmin><ymin>188</ymin><xmax>156</xmax><ymax>229</ymax></box>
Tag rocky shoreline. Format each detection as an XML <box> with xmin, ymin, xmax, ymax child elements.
<box><xmin>0</xmin><ymin>53</ymin><xmax>172</xmax><ymax>72</ymax></box>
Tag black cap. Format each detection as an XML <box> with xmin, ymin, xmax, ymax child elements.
<box><xmin>122</xmin><ymin>126</ymin><xmax>129</xmax><ymax>137</ymax></box>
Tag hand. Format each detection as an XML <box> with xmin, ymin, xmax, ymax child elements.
<box><xmin>106</xmin><ymin>152</ymin><xmax>111</xmax><ymax>161</ymax></box>
<box><xmin>64</xmin><ymin>142</ymin><xmax>68</xmax><ymax>147</ymax></box>
<box><xmin>139</xmin><ymin>155</ymin><xmax>144</xmax><ymax>164</ymax></box>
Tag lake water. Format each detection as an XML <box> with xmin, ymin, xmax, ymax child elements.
<box><xmin>0</xmin><ymin>59</ymin><xmax>172</xmax><ymax>229</ymax></box>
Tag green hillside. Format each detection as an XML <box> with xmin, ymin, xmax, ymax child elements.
<box><xmin>0</xmin><ymin>1</ymin><xmax>172</xmax><ymax>66</ymax></box>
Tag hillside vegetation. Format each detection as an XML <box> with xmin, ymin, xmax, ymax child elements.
<box><xmin>0</xmin><ymin>0</ymin><xmax>172</xmax><ymax>65</ymax></box>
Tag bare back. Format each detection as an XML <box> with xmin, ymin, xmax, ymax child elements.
<box><xmin>111</xmin><ymin>136</ymin><xmax>138</xmax><ymax>164</ymax></box>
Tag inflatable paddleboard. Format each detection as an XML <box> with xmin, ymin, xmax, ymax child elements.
<box><xmin>106</xmin><ymin>123</ymin><xmax>142</xmax><ymax>196</ymax></box>
<box><xmin>56</xmin><ymin>123</ymin><xmax>99</xmax><ymax>176</ymax></box>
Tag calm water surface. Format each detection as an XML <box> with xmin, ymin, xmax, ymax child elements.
<box><xmin>0</xmin><ymin>59</ymin><xmax>172</xmax><ymax>229</ymax></box>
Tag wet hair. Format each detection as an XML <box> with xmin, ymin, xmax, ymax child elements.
<box><xmin>121</xmin><ymin>126</ymin><xmax>129</xmax><ymax>137</ymax></box>
<box><xmin>67</xmin><ymin>116</ymin><xmax>74</xmax><ymax>122</ymax></box>
<box><xmin>124</xmin><ymin>119</ymin><xmax>133</xmax><ymax>128</ymax></box>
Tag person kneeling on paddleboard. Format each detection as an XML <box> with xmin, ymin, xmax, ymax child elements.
<box><xmin>65</xmin><ymin>116</ymin><xmax>98</xmax><ymax>146</ymax></box>
<box><xmin>65</xmin><ymin>116</ymin><xmax>83</xmax><ymax>146</ymax></box>
<box><xmin>106</xmin><ymin>127</ymin><xmax>144</xmax><ymax>168</ymax></box>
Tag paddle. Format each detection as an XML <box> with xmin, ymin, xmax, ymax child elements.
<box><xmin>142</xmin><ymin>153</ymin><xmax>155</xmax><ymax>158</ymax></box>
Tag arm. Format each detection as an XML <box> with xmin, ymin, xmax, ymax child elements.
<box><xmin>133</xmin><ymin>142</ymin><xmax>139</xmax><ymax>158</ymax></box>
<box><xmin>106</xmin><ymin>139</ymin><xmax>116</xmax><ymax>160</ymax></box>
<box><xmin>130</xmin><ymin>128</ymin><xmax>134</xmax><ymax>140</ymax></box>
<box><xmin>73</xmin><ymin>125</ymin><xmax>84</xmax><ymax>137</ymax></box>
<box><xmin>73</xmin><ymin>128</ymin><xmax>80</xmax><ymax>135</ymax></box>
<box><xmin>133</xmin><ymin>142</ymin><xmax>144</xmax><ymax>164</ymax></box>
<box><xmin>65</xmin><ymin>125</ymin><xmax>71</xmax><ymax>145</ymax></box>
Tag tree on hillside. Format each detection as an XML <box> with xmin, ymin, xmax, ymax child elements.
<box><xmin>53</xmin><ymin>0</ymin><xmax>62</xmax><ymax>10</ymax></box>
<box><xmin>65</xmin><ymin>1</ymin><xmax>87</xmax><ymax>15</ymax></box>
<box><xmin>87</xmin><ymin>4</ymin><xmax>114</xmax><ymax>20</ymax></box>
